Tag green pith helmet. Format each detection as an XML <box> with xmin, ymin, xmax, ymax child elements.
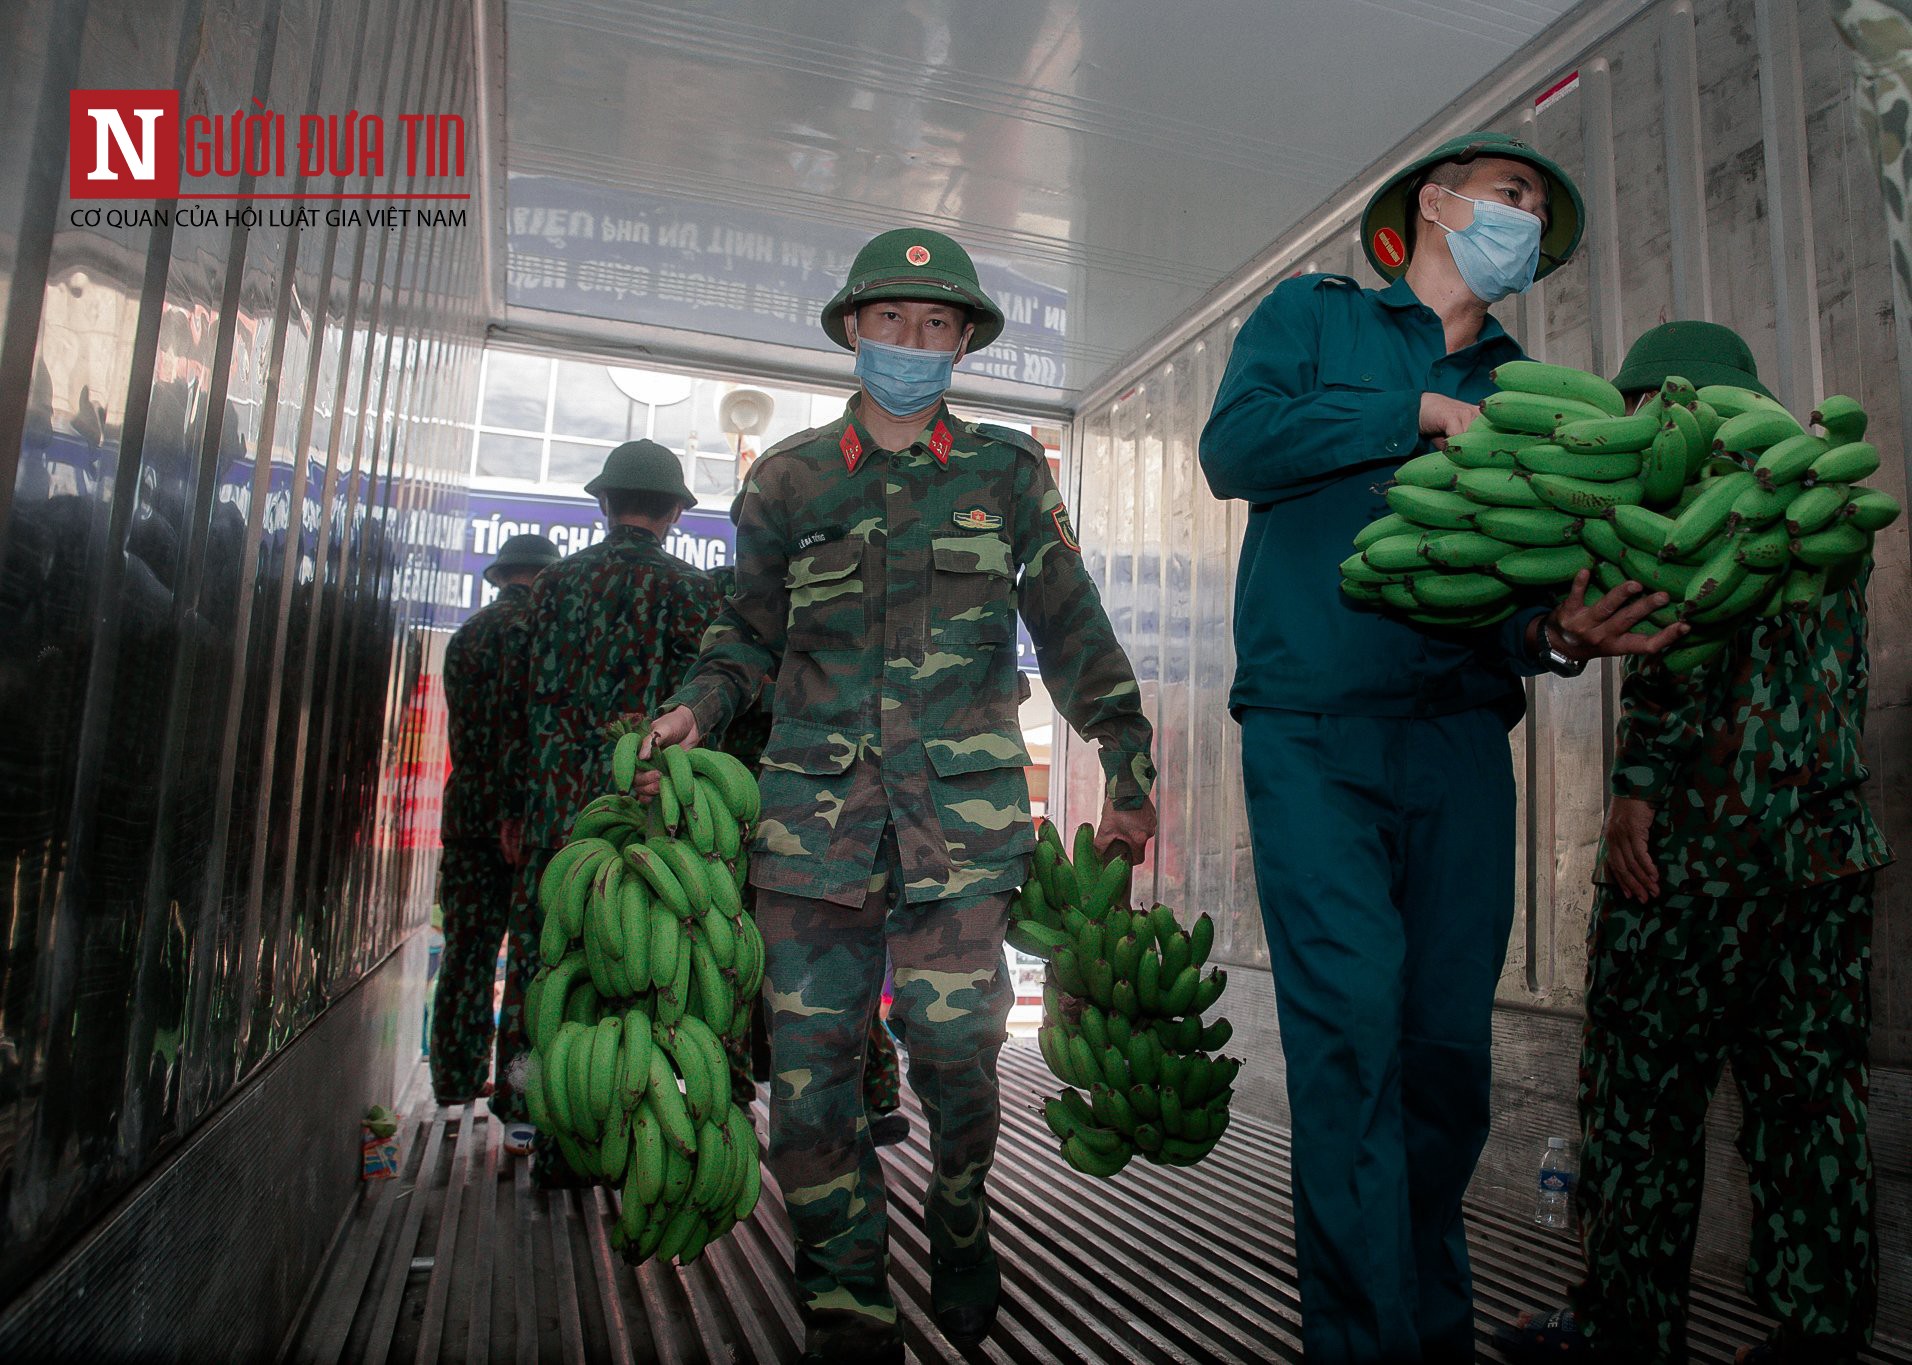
<box><xmin>484</xmin><ymin>532</ymin><xmax>560</xmax><ymax>586</ymax></box>
<box><xmin>582</xmin><ymin>438</ymin><xmax>694</xmax><ymax>506</ymax></box>
<box><xmin>1361</xmin><ymin>130</ymin><xmax>1585</xmax><ymax>283</ymax></box>
<box><xmin>821</xmin><ymin>228</ymin><xmax>1006</xmax><ymax>352</ymax></box>
<box><xmin>1611</xmin><ymin>320</ymin><xmax>1773</xmax><ymax>398</ymax></box>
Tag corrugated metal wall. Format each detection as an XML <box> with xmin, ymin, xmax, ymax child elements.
<box><xmin>0</xmin><ymin>0</ymin><xmax>480</xmax><ymax>1304</ymax></box>
<box><xmin>1056</xmin><ymin>0</ymin><xmax>1911</xmax><ymax>1321</ymax></box>
<box><xmin>1060</xmin><ymin>0</ymin><xmax>1907</xmax><ymax>1042</ymax></box>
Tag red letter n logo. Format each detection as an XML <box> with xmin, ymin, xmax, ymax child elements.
<box><xmin>69</xmin><ymin>90</ymin><xmax>180</xmax><ymax>199</ymax></box>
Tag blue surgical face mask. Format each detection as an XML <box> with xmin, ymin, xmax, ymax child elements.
<box><xmin>1434</xmin><ymin>185</ymin><xmax>1543</xmax><ymax>302</ymax></box>
<box><xmin>853</xmin><ymin>336</ymin><xmax>958</xmax><ymax>417</ymax></box>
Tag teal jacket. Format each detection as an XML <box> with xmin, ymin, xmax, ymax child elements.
<box><xmin>1200</xmin><ymin>273</ymin><xmax>1548</xmax><ymax>721</ymax></box>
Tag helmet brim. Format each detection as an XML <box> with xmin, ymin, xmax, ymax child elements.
<box><xmin>821</xmin><ymin>278</ymin><xmax>1006</xmax><ymax>352</ymax></box>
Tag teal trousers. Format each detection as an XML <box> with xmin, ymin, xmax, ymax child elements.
<box><xmin>1240</xmin><ymin>706</ymin><xmax>1516</xmax><ymax>1364</ymax></box>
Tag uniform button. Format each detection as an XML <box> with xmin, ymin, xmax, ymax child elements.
<box><xmin>1362</xmin><ymin>373</ymin><xmax>1374</xmax><ymax>383</ymax></box>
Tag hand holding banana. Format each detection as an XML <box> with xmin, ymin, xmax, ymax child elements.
<box><xmin>1348</xmin><ymin>362</ymin><xmax>1899</xmax><ymax>671</ymax></box>
<box><xmin>524</xmin><ymin>739</ymin><xmax>766</xmax><ymax>1267</ymax></box>
<box><xmin>1010</xmin><ymin>821</ymin><xmax>1238</xmax><ymax>1178</ymax></box>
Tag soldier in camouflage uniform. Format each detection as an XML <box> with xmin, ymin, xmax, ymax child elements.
<box><xmin>494</xmin><ymin>441</ymin><xmax>721</xmax><ymax>1168</ymax></box>
<box><xmin>431</xmin><ymin>533</ymin><xmax>560</xmax><ymax>1103</ymax></box>
<box><xmin>706</xmin><ymin>559</ymin><xmax>908</xmax><ymax>1142</ymax></box>
<box><xmin>1504</xmin><ymin>323</ymin><xmax>1894</xmax><ymax>1365</ymax></box>
<box><xmin>645</xmin><ymin>228</ymin><xmax>1158</xmax><ymax>1362</ymax></box>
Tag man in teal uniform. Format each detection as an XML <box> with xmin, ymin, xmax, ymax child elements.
<box><xmin>1503</xmin><ymin>323</ymin><xmax>1892</xmax><ymax>1364</ymax></box>
<box><xmin>645</xmin><ymin>228</ymin><xmax>1157</xmax><ymax>1362</ymax></box>
<box><xmin>1199</xmin><ymin>132</ymin><xmax>1684</xmax><ymax>1363</ymax></box>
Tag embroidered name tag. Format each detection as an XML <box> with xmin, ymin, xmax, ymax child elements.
<box><xmin>796</xmin><ymin>525</ymin><xmax>844</xmax><ymax>551</ymax></box>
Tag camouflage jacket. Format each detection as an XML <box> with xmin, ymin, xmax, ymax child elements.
<box><xmin>441</xmin><ymin>582</ymin><xmax>534</xmax><ymax>843</ymax></box>
<box><xmin>664</xmin><ymin>398</ymin><xmax>1156</xmax><ymax>909</ymax></box>
<box><xmin>1600</xmin><ymin>568</ymin><xmax>1893</xmax><ymax>894</ymax></box>
<box><xmin>703</xmin><ymin>565</ymin><xmax>774</xmax><ymax>768</ymax></box>
<box><xmin>505</xmin><ymin>525</ymin><xmax>721</xmax><ymax>848</ymax></box>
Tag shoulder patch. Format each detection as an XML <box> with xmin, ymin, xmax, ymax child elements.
<box><xmin>973</xmin><ymin>422</ymin><xmax>1045</xmax><ymax>459</ymax></box>
<box><xmin>759</xmin><ymin>425</ymin><xmax>824</xmax><ymax>462</ymax></box>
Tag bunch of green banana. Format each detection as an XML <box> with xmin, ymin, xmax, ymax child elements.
<box><xmin>1009</xmin><ymin>822</ymin><xmax>1238</xmax><ymax>1176</ymax></box>
<box><xmin>1346</xmin><ymin>366</ymin><xmax>1900</xmax><ymax>670</ymax></box>
<box><xmin>522</xmin><ymin>741</ymin><xmax>769</xmax><ymax>1265</ymax></box>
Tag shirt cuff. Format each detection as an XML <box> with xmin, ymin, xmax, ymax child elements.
<box><xmin>663</xmin><ymin>679</ymin><xmax>736</xmax><ymax>745</ymax></box>
<box><xmin>1609</xmin><ymin>762</ymin><xmax>1671</xmax><ymax>806</ymax></box>
<box><xmin>1499</xmin><ymin>604</ymin><xmax>1553</xmax><ymax>679</ymax></box>
<box><xmin>1101</xmin><ymin>748</ymin><xmax>1157</xmax><ymax>810</ymax></box>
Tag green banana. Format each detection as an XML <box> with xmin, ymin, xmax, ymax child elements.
<box><xmin>645</xmin><ymin>1046</ymin><xmax>698</xmax><ymax>1157</ymax></box>
<box><xmin>1052</xmin><ymin>944</ymin><xmax>1089</xmax><ymax>997</ymax></box>
<box><xmin>654</xmin><ymin>840</ymin><xmax>713</xmax><ymax>917</ymax></box>
<box><xmin>1743</xmin><ymin>520</ymin><xmax>1797</xmax><ymax>565</ymax></box>
<box><xmin>1394</xmin><ymin>451</ymin><xmax>1462</xmax><ymax>490</ymax></box>
<box><xmin>686</xmin><ymin>747</ymin><xmax>760</xmax><ymax>825</ymax></box>
<box><xmin>1783</xmin><ymin>484</ymin><xmax>1851</xmax><ymax>537</ymax></box>
<box><xmin>1442</xmin><ymin>436</ymin><xmax>1520</xmax><ymax>470</ymax></box>
<box><xmin>1409</xmin><ymin>572</ymin><xmax>1512</xmax><ymax>611</ymax></box>
<box><xmin>1620</xmin><ymin>548</ymin><xmax>1695</xmax><ymax>598</ymax></box>
<box><xmin>1782</xmin><ymin>566</ymin><xmax>1829</xmax><ymax>611</ymax></box>
<box><xmin>1554</xmin><ymin>412</ymin><xmax>1660</xmax><ymax>453</ymax></box>
<box><xmin>1385</xmin><ymin>485</ymin><xmax>1479</xmax><ymax>531</ymax></box>
<box><xmin>1690</xmin><ymin>399</ymin><xmax>1724</xmax><ymax>446</ymax></box>
<box><xmin>1470</xmin><ymin>507</ymin><xmax>1583</xmax><ymax>546</ymax></box>
<box><xmin>1061</xmin><ymin>1132</ymin><xmax>1133</xmax><ymax>1178</ymax></box>
<box><xmin>1516</xmin><ymin>441</ymin><xmax>1644</xmax><ymax>481</ymax></box>
<box><xmin>1161</xmin><ymin>964</ymin><xmax>1199</xmax><ymax>1016</ymax></box>
<box><xmin>1007</xmin><ymin>921</ymin><xmax>1070</xmax><ymax>959</ymax></box>
<box><xmin>1663</xmin><ymin>470</ymin><xmax>1754</xmax><ymax>561</ymax></box>
<box><xmin>1842</xmin><ymin>488</ymin><xmax>1901</xmax><ymax>533</ymax></box>
<box><xmin>1578</xmin><ymin>517</ymin><xmax>1628</xmax><ymax>563</ymax></box>
<box><xmin>1193</xmin><ymin>969</ymin><xmax>1227</xmax><ymax>1014</ymax></box>
<box><xmin>1458</xmin><ymin>467</ymin><xmax>1550</xmax><ymax>508</ymax></box>
<box><xmin>1496</xmin><ymin>545</ymin><xmax>1592</xmax><ymax>587</ymax></box>
<box><xmin>649</xmin><ymin>902</ymin><xmax>681</xmax><ymax>992</ymax></box>
<box><xmin>1753</xmin><ymin>433</ymin><xmax>1828</xmax><ymax>489</ymax></box>
<box><xmin>1663</xmin><ymin>635</ymin><xmax>1729</xmax><ymax>672</ymax></box>
<box><xmin>625</xmin><ymin>844</ymin><xmax>692</xmax><ymax>919</ymax></box>
<box><xmin>1697</xmin><ymin>384</ymin><xmax>1788</xmax><ymax>419</ymax></box>
<box><xmin>537</xmin><ymin>955</ymin><xmax>587</xmax><ymax>1056</ymax></box>
<box><xmin>1810</xmin><ymin>395</ymin><xmax>1868</xmax><ymax>445</ymax></box>
<box><xmin>1611</xmin><ymin>504</ymin><xmax>1676</xmax><ymax>555</ymax></box>
<box><xmin>683</xmin><ymin>781</ymin><xmax>717</xmax><ymax>856</ymax></box>
<box><xmin>1340</xmin><ymin>557</ymin><xmax>1399</xmax><ymax>588</ymax></box>
<box><xmin>1421</xmin><ymin>531</ymin><xmax>1513</xmax><ymax>570</ymax></box>
<box><xmin>1363</xmin><ymin>534</ymin><xmax>1431</xmax><ymax>573</ymax></box>
<box><xmin>1640</xmin><ymin>422</ymin><xmax>1687</xmax><ymax>505</ymax></box>
<box><xmin>1353</xmin><ymin>512</ymin><xmax>1418</xmax><ymax>551</ymax></box>
<box><xmin>1490</xmin><ymin>360</ymin><xmax>1625</xmax><ymax>416</ymax></box>
<box><xmin>1691</xmin><ymin>564</ymin><xmax>1777</xmax><ymax>624</ymax></box>
<box><xmin>1189</xmin><ymin>914</ymin><xmax>1215</xmax><ymax>968</ymax></box>
<box><xmin>612</xmin><ymin>732</ymin><xmax>642</xmax><ymax>792</ymax></box>
<box><xmin>590</xmin><ymin>1018</ymin><xmax>623</xmax><ymax>1126</ymax></box>
<box><xmin>1793</xmin><ymin>522</ymin><xmax>1869</xmax><ymax>567</ymax></box>
<box><xmin>1530</xmin><ymin>474</ymin><xmax>1646</xmax><ymax>516</ymax></box>
<box><xmin>1482</xmin><ymin>390</ymin><xmax>1612</xmax><ymax>434</ymax></box>
<box><xmin>1714</xmin><ymin>407</ymin><xmax>1804</xmax><ymax>454</ymax></box>
<box><xmin>1807</xmin><ymin>442</ymin><xmax>1880</xmax><ymax>487</ymax></box>
<box><xmin>1681</xmin><ymin>538</ymin><xmax>1749</xmax><ymax>617</ymax></box>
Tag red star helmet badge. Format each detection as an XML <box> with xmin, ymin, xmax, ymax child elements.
<box><xmin>906</xmin><ymin>244</ymin><xmax>931</xmax><ymax>266</ymax></box>
<box><xmin>929</xmin><ymin>421</ymin><xmax>953</xmax><ymax>465</ymax></box>
<box><xmin>840</xmin><ymin>425</ymin><xmax>863</xmax><ymax>472</ymax></box>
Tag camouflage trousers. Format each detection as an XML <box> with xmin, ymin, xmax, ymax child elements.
<box><xmin>727</xmin><ymin>879</ymin><xmax>904</xmax><ymax>1114</ymax></box>
<box><xmin>758</xmin><ymin>828</ymin><xmax>1014</xmax><ymax>1342</ymax></box>
<box><xmin>1572</xmin><ymin>873</ymin><xmax>1876</xmax><ymax>1364</ymax></box>
<box><xmin>429</xmin><ymin>839</ymin><xmax>514</xmax><ymax>1102</ymax></box>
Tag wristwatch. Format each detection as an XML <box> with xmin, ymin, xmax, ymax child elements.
<box><xmin>1535</xmin><ymin>615</ymin><xmax>1588</xmax><ymax>677</ymax></box>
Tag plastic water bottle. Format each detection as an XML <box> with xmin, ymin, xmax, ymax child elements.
<box><xmin>1534</xmin><ymin>1136</ymin><xmax>1575</xmax><ymax>1228</ymax></box>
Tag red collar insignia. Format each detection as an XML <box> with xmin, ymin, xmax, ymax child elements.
<box><xmin>929</xmin><ymin>421</ymin><xmax>953</xmax><ymax>466</ymax></box>
<box><xmin>840</xmin><ymin>425</ymin><xmax>864</xmax><ymax>473</ymax></box>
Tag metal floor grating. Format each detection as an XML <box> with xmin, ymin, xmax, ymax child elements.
<box><xmin>283</xmin><ymin>1044</ymin><xmax>1912</xmax><ymax>1364</ymax></box>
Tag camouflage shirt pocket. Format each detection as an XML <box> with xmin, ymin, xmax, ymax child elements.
<box><xmin>930</xmin><ymin>535</ymin><xmax>1016</xmax><ymax>647</ymax></box>
<box><xmin>784</xmin><ymin>538</ymin><xmax>867</xmax><ymax>651</ymax></box>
